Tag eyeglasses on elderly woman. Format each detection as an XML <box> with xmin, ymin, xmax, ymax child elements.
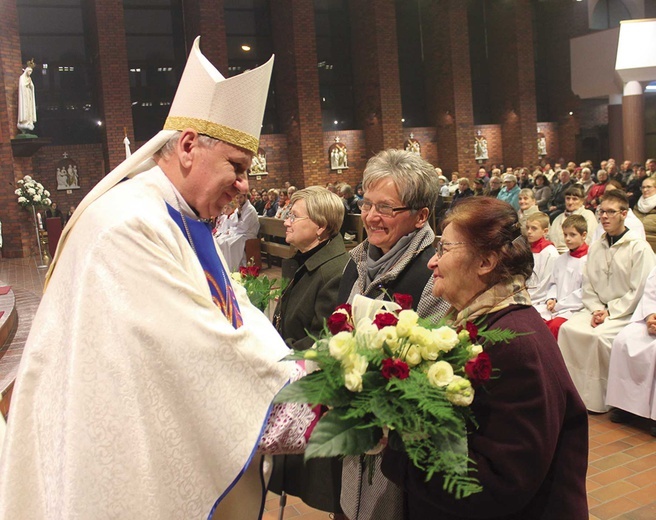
<box><xmin>357</xmin><ymin>198</ymin><xmax>411</xmax><ymax>217</ymax></box>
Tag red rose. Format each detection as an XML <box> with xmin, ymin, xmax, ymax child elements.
<box><xmin>239</xmin><ymin>265</ymin><xmax>260</xmax><ymax>278</ymax></box>
<box><xmin>465</xmin><ymin>322</ymin><xmax>478</xmax><ymax>341</ymax></box>
<box><xmin>373</xmin><ymin>312</ymin><xmax>399</xmax><ymax>330</ymax></box>
<box><xmin>381</xmin><ymin>358</ymin><xmax>410</xmax><ymax>380</ymax></box>
<box><xmin>465</xmin><ymin>352</ymin><xmax>492</xmax><ymax>386</ymax></box>
<box><xmin>393</xmin><ymin>293</ymin><xmax>414</xmax><ymax>310</ymax></box>
<box><xmin>327</xmin><ymin>311</ymin><xmax>354</xmax><ymax>335</ymax></box>
<box><xmin>334</xmin><ymin>303</ymin><xmax>353</xmax><ymax>316</ymax></box>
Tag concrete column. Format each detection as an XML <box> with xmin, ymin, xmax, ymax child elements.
<box><xmin>608</xmin><ymin>94</ymin><xmax>623</xmax><ymax>162</ymax></box>
<box><xmin>622</xmin><ymin>81</ymin><xmax>644</xmax><ymax>163</ymax></box>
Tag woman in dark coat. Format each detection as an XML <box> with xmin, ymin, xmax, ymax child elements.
<box><xmin>268</xmin><ymin>186</ymin><xmax>350</xmax><ymax>514</ymax></box>
<box><xmin>382</xmin><ymin>197</ymin><xmax>589</xmax><ymax>520</ymax></box>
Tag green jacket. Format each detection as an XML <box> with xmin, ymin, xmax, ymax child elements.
<box><xmin>274</xmin><ymin>234</ymin><xmax>349</xmax><ymax>350</ymax></box>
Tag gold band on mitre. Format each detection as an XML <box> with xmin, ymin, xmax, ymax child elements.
<box><xmin>164</xmin><ymin>116</ymin><xmax>259</xmax><ymax>154</ymax></box>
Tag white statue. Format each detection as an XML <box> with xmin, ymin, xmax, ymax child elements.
<box><xmin>17</xmin><ymin>59</ymin><xmax>37</xmax><ymax>134</ymax></box>
<box><xmin>474</xmin><ymin>132</ymin><xmax>488</xmax><ymax>161</ymax></box>
<box><xmin>537</xmin><ymin>136</ymin><xmax>547</xmax><ymax>157</ymax></box>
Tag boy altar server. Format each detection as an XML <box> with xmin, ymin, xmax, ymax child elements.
<box><xmin>526</xmin><ymin>212</ymin><xmax>559</xmax><ymax>319</ymax></box>
<box><xmin>0</xmin><ymin>38</ymin><xmax>314</xmax><ymax>520</ymax></box>
<box><xmin>542</xmin><ymin>215</ymin><xmax>589</xmax><ymax>338</ymax></box>
<box><xmin>558</xmin><ymin>191</ymin><xmax>656</xmax><ymax>413</ymax></box>
<box><xmin>606</xmin><ymin>266</ymin><xmax>656</xmax><ymax>436</ymax></box>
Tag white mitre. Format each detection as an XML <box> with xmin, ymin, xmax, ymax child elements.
<box><xmin>46</xmin><ymin>36</ymin><xmax>274</xmax><ymax>285</ymax></box>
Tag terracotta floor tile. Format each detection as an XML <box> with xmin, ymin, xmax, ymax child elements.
<box><xmin>592</xmin><ymin>429</ymin><xmax>635</xmax><ymax>445</ymax></box>
<box><xmin>625</xmin><ymin>482</ymin><xmax>656</xmax><ymax>507</ymax></box>
<box><xmin>589</xmin><ymin>480</ymin><xmax>640</xmax><ymax>503</ymax></box>
<box><xmin>591</xmin><ymin>439</ymin><xmax>634</xmax><ymax>458</ymax></box>
<box><xmin>624</xmin><ymin>442</ymin><xmax>656</xmax><ymax>458</ymax></box>
<box><xmin>625</xmin><ymin>502</ymin><xmax>656</xmax><ymax>520</ymax></box>
<box><xmin>626</xmin><ymin>467</ymin><xmax>656</xmax><ymax>488</ymax></box>
<box><xmin>590</xmin><ymin>496</ymin><xmax>641</xmax><ymax>520</ymax></box>
<box><xmin>586</xmin><ymin>479</ymin><xmax>604</xmax><ymax>493</ymax></box>
<box><xmin>591</xmin><ymin>452</ymin><xmax>637</xmax><ymax>471</ymax></box>
<box><xmin>588</xmin><ymin>466</ymin><xmax>636</xmax><ymax>486</ymax></box>
<box><xmin>625</xmin><ymin>452</ymin><xmax>656</xmax><ymax>473</ymax></box>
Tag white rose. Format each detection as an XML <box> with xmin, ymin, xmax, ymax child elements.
<box><xmin>27</xmin><ymin>188</ymin><xmax>36</xmax><ymax>195</ymax></box>
<box><xmin>404</xmin><ymin>345</ymin><xmax>422</xmax><ymax>367</ymax></box>
<box><xmin>229</xmin><ymin>272</ymin><xmax>244</xmax><ymax>284</ymax></box>
<box><xmin>18</xmin><ymin>197</ymin><xmax>27</xmax><ymax>203</ymax></box>
<box><xmin>24</xmin><ymin>175</ymin><xmax>32</xmax><ymax>182</ymax></box>
<box><xmin>33</xmin><ymin>194</ymin><xmax>41</xmax><ymax>202</ymax></box>
<box><xmin>409</xmin><ymin>326</ymin><xmax>432</xmax><ymax>348</ymax></box>
<box><xmin>469</xmin><ymin>344</ymin><xmax>483</xmax><ymax>357</ymax></box>
<box><xmin>344</xmin><ymin>370</ymin><xmax>363</xmax><ymax>392</ymax></box>
<box><xmin>329</xmin><ymin>331</ymin><xmax>356</xmax><ymax>361</ymax></box>
<box><xmin>44</xmin><ymin>190</ymin><xmax>50</xmax><ymax>197</ymax></box>
<box><xmin>431</xmin><ymin>326</ymin><xmax>459</xmax><ymax>352</ymax></box>
<box><xmin>446</xmin><ymin>376</ymin><xmax>475</xmax><ymax>406</ymax></box>
<box><xmin>427</xmin><ymin>360</ymin><xmax>454</xmax><ymax>387</ymax></box>
<box><xmin>396</xmin><ymin>309</ymin><xmax>419</xmax><ymax>336</ymax></box>
<box><xmin>43</xmin><ymin>199</ymin><xmax>51</xmax><ymax>206</ymax></box>
<box><xmin>377</xmin><ymin>326</ymin><xmax>400</xmax><ymax>351</ymax></box>
<box><xmin>419</xmin><ymin>342</ymin><xmax>440</xmax><ymax>361</ymax></box>
<box><xmin>17</xmin><ymin>179</ymin><xmax>24</xmax><ymax>185</ymax></box>
<box><xmin>343</xmin><ymin>353</ymin><xmax>368</xmax><ymax>375</ymax></box>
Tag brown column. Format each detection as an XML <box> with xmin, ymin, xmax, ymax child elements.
<box><xmin>487</xmin><ymin>0</ymin><xmax>538</xmax><ymax>167</ymax></box>
<box><xmin>86</xmin><ymin>0</ymin><xmax>134</xmax><ymax>171</ymax></box>
<box><xmin>350</xmin><ymin>0</ymin><xmax>403</xmax><ymax>156</ymax></box>
<box><xmin>270</xmin><ymin>0</ymin><xmax>323</xmax><ymax>187</ymax></box>
<box><xmin>0</xmin><ymin>0</ymin><xmax>38</xmax><ymax>257</ymax></box>
<box><xmin>622</xmin><ymin>81</ymin><xmax>645</xmax><ymax>164</ymax></box>
<box><xmin>424</xmin><ymin>0</ymin><xmax>475</xmax><ymax>175</ymax></box>
<box><xmin>608</xmin><ymin>94</ymin><xmax>623</xmax><ymax>162</ymax></box>
<box><xmin>181</xmin><ymin>0</ymin><xmax>227</xmax><ymax>71</ymax></box>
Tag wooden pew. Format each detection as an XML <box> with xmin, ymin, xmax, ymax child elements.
<box><xmin>258</xmin><ymin>217</ymin><xmax>296</xmax><ymax>268</ymax></box>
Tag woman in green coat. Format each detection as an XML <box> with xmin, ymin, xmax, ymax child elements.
<box><xmin>269</xmin><ymin>186</ymin><xmax>349</xmax><ymax>515</ymax></box>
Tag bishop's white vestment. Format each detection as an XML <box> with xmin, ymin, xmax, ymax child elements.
<box><xmin>606</xmin><ymin>266</ymin><xmax>656</xmax><ymax>420</ymax></box>
<box><xmin>0</xmin><ymin>167</ymin><xmax>297</xmax><ymax>519</ymax></box>
<box><xmin>558</xmin><ymin>230</ymin><xmax>656</xmax><ymax>412</ymax></box>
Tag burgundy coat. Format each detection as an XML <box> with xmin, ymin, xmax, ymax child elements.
<box><xmin>382</xmin><ymin>305</ymin><xmax>589</xmax><ymax>520</ymax></box>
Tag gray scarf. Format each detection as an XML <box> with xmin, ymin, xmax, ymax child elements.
<box><xmin>365</xmin><ymin>231</ymin><xmax>417</xmax><ymax>285</ymax></box>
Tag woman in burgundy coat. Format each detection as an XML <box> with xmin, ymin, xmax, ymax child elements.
<box><xmin>382</xmin><ymin>197</ymin><xmax>589</xmax><ymax>520</ymax></box>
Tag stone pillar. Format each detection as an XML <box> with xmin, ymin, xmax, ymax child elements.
<box><xmin>487</xmin><ymin>0</ymin><xmax>538</xmax><ymax>167</ymax></box>
<box><xmin>424</xmin><ymin>0</ymin><xmax>475</xmax><ymax>175</ymax></box>
<box><xmin>86</xmin><ymin>0</ymin><xmax>134</xmax><ymax>171</ymax></box>
<box><xmin>608</xmin><ymin>94</ymin><xmax>623</xmax><ymax>162</ymax></box>
<box><xmin>350</xmin><ymin>0</ymin><xmax>403</xmax><ymax>156</ymax></box>
<box><xmin>270</xmin><ymin>0</ymin><xmax>323</xmax><ymax>187</ymax></box>
<box><xmin>181</xmin><ymin>0</ymin><xmax>227</xmax><ymax>72</ymax></box>
<box><xmin>622</xmin><ymin>81</ymin><xmax>644</xmax><ymax>164</ymax></box>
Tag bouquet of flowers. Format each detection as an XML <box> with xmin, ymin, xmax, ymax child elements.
<box><xmin>274</xmin><ymin>293</ymin><xmax>518</xmax><ymax>499</ymax></box>
<box><xmin>15</xmin><ymin>175</ymin><xmax>51</xmax><ymax>208</ymax></box>
<box><xmin>230</xmin><ymin>263</ymin><xmax>287</xmax><ymax>312</ymax></box>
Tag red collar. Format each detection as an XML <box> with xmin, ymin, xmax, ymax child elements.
<box><xmin>569</xmin><ymin>243</ymin><xmax>589</xmax><ymax>258</ymax></box>
<box><xmin>530</xmin><ymin>236</ymin><xmax>554</xmax><ymax>253</ymax></box>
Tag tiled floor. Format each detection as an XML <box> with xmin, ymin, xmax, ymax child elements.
<box><xmin>2</xmin><ymin>257</ymin><xmax>655</xmax><ymax>520</ymax></box>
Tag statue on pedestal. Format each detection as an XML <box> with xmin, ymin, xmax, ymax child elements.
<box><xmin>474</xmin><ymin>130</ymin><xmax>488</xmax><ymax>161</ymax></box>
<box><xmin>17</xmin><ymin>59</ymin><xmax>37</xmax><ymax>136</ymax></box>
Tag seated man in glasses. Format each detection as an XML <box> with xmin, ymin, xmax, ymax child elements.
<box><xmin>558</xmin><ymin>190</ymin><xmax>656</xmax><ymax>413</ymax></box>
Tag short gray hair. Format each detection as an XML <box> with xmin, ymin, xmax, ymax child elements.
<box><xmin>155</xmin><ymin>131</ymin><xmax>221</xmax><ymax>159</ymax></box>
<box><xmin>362</xmin><ymin>149</ymin><xmax>439</xmax><ymax>210</ymax></box>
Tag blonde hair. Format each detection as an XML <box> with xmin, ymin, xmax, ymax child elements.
<box><xmin>290</xmin><ymin>186</ymin><xmax>345</xmax><ymax>238</ymax></box>
<box><xmin>526</xmin><ymin>212</ymin><xmax>550</xmax><ymax>230</ymax></box>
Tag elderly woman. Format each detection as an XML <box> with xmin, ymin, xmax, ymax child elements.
<box><xmin>518</xmin><ymin>188</ymin><xmax>539</xmax><ymax>235</ymax></box>
<box><xmin>338</xmin><ymin>149</ymin><xmax>450</xmax><ymax>520</ymax></box>
<box><xmin>634</xmin><ymin>176</ymin><xmax>656</xmax><ymax>234</ymax></box>
<box><xmin>532</xmin><ymin>173</ymin><xmax>552</xmax><ymax>211</ymax></box>
<box><xmin>268</xmin><ymin>187</ymin><xmax>350</xmax><ymax>516</ymax></box>
<box><xmin>261</xmin><ymin>188</ymin><xmax>279</xmax><ymax>217</ymax></box>
<box><xmin>382</xmin><ymin>197</ymin><xmax>589</xmax><ymax>520</ymax></box>
<box><xmin>452</xmin><ymin>177</ymin><xmax>474</xmax><ymax>205</ymax></box>
<box><xmin>497</xmin><ymin>173</ymin><xmax>520</xmax><ymax>210</ymax></box>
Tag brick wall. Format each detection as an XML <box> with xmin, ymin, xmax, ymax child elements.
<box><xmin>472</xmin><ymin>125</ymin><xmax>503</xmax><ymax>173</ymax></box>
<box><xmin>538</xmin><ymin>122</ymin><xmax>560</xmax><ymax>166</ymax></box>
<box><xmin>182</xmin><ymin>0</ymin><xmax>228</xmax><ymax>72</ymax></box>
<box><xmin>404</xmin><ymin>127</ymin><xmax>438</xmax><ymax>167</ymax></box>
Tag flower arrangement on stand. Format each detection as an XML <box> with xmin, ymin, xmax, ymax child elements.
<box><xmin>274</xmin><ymin>293</ymin><xmax>518</xmax><ymax>499</ymax></box>
<box><xmin>230</xmin><ymin>262</ymin><xmax>287</xmax><ymax>313</ymax></box>
<box><xmin>15</xmin><ymin>175</ymin><xmax>52</xmax><ymax>267</ymax></box>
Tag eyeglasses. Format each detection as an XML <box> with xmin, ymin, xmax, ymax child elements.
<box><xmin>436</xmin><ymin>241</ymin><xmax>466</xmax><ymax>258</ymax></box>
<box><xmin>357</xmin><ymin>199</ymin><xmax>411</xmax><ymax>217</ymax></box>
<box><xmin>285</xmin><ymin>213</ymin><xmax>310</xmax><ymax>224</ymax></box>
<box><xmin>597</xmin><ymin>209</ymin><xmax>624</xmax><ymax>217</ymax></box>
<box><xmin>641</xmin><ymin>185</ymin><xmax>656</xmax><ymax>191</ymax></box>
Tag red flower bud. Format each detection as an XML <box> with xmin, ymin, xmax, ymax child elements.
<box><xmin>381</xmin><ymin>358</ymin><xmax>410</xmax><ymax>380</ymax></box>
<box><xmin>327</xmin><ymin>311</ymin><xmax>354</xmax><ymax>335</ymax></box>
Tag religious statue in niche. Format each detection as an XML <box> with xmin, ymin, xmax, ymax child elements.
<box><xmin>56</xmin><ymin>153</ymin><xmax>80</xmax><ymax>190</ymax></box>
<box><xmin>537</xmin><ymin>129</ymin><xmax>547</xmax><ymax>157</ymax></box>
<box><xmin>17</xmin><ymin>59</ymin><xmax>37</xmax><ymax>136</ymax></box>
<box><xmin>404</xmin><ymin>133</ymin><xmax>421</xmax><ymax>155</ymax></box>
<box><xmin>329</xmin><ymin>136</ymin><xmax>348</xmax><ymax>171</ymax></box>
<box><xmin>249</xmin><ymin>147</ymin><xmax>268</xmax><ymax>176</ymax></box>
<box><xmin>474</xmin><ymin>130</ymin><xmax>488</xmax><ymax>162</ymax></box>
